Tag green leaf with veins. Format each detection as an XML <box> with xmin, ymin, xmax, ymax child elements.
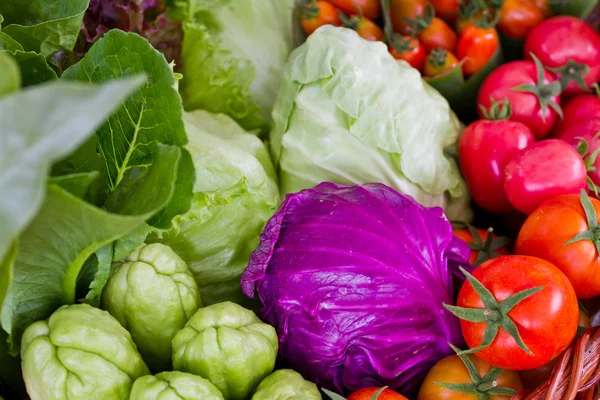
<box><xmin>48</xmin><ymin>172</ymin><xmax>100</xmax><ymax>199</ymax></box>
<box><xmin>0</xmin><ymin>0</ymin><xmax>88</xmax><ymax>56</ymax></box>
<box><xmin>0</xmin><ymin>242</ymin><xmax>16</xmax><ymax>311</ymax></box>
<box><xmin>0</xmin><ymin>185</ymin><xmax>161</xmax><ymax>355</ymax></box>
<box><xmin>0</xmin><ymin>76</ymin><xmax>146</xmax><ymax>269</ymax></box>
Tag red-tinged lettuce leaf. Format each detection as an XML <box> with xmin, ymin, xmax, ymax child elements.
<box><xmin>241</xmin><ymin>182</ymin><xmax>471</xmax><ymax>397</ymax></box>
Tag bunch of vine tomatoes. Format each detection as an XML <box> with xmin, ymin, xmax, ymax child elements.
<box><xmin>298</xmin><ymin>0</ymin><xmax>550</xmax><ymax>79</ymax></box>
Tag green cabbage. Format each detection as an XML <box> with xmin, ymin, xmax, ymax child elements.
<box><xmin>175</xmin><ymin>0</ymin><xmax>294</xmax><ymax>132</ymax></box>
<box><xmin>271</xmin><ymin>26</ymin><xmax>472</xmax><ymax>222</ymax></box>
<box><xmin>149</xmin><ymin>110</ymin><xmax>279</xmax><ymax>307</ymax></box>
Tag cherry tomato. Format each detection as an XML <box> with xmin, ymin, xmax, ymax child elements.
<box><xmin>300</xmin><ymin>1</ymin><xmax>342</xmax><ymax>36</ymax></box>
<box><xmin>557</xmin><ymin>118</ymin><xmax>600</xmax><ymax>192</ymax></box>
<box><xmin>524</xmin><ymin>16</ymin><xmax>600</xmax><ymax>95</ymax></box>
<box><xmin>459</xmin><ymin>118</ymin><xmax>535</xmax><ymax>213</ymax></box>
<box><xmin>552</xmin><ymin>94</ymin><xmax>600</xmax><ymax>138</ymax></box>
<box><xmin>503</xmin><ymin>140</ymin><xmax>587</xmax><ymax>215</ymax></box>
<box><xmin>457</xmin><ymin>25</ymin><xmax>499</xmax><ymax>76</ymax></box>
<box><xmin>347</xmin><ymin>387</ymin><xmax>408</xmax><ymax>400</ymax></box>
<box><xmin>477</xmin><ymin>59</ymin><xmax>562</xmax><ymax>139</ymax></box>
<box><xmin>389</xmin><ymin>36</ymin><xmax>427</xmax><ymax>71</ymax></box>
<box><xmin>418</xmin><ymin>353</ymin><xmax>523</xmax><ymax>399</ymax></box>
<box><xmin>340</xmin><ymin>14</ymin><xmax>385</xmax><ymax>41</ymax></box>
<box><xmin>449</xmin><ymin>255</ymin><xmax>578</xmax><ymax>370</ymax></box>
<box><xmin>418</xmin><ymin>17</ymin><xmax>458</xmax><ymax>52</ymax></box>
<box><xmin>516</xmin><ymin>192</ymin><xmax>600</xmax><ymax>298</ymax></box>
<box><xmin>329</xmin><ymin>0</ymin><xmax>381</xmax><ymax>20</ymax></box>
<box><xmin>391</xmin><ymin>0</ymin><xmax>428</xmax><ymax>34</ymax></box>
<box><xmin>430</xmin><ymin>0</ymin><xmax>460</xmax><ymax>24</ymax></box>
<box><xmin>423</xmin><ymin>48</ymin><xmax>459</xmax><ymax>77</ymax></box>
<box><xmin>454</xmin><ymin>227</ymin><xmax>511</xmax><ymax>266</ymax></box>
<box><xmin>533</xmin><ymin>0</ymin><xmax>551</xmax><ymax>16</ymax></box>
<box><xmin>498</xmin><ymin>0</ymin><xmax>545</xmax><ymax>39</ymax></box>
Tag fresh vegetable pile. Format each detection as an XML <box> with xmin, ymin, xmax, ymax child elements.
<box><xmin>3</xmin><ymin>0</ymin><xmax>600</xmax><ymax>399</ymax></box>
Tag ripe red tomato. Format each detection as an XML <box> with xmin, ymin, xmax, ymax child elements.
<box><xmin>430</xmin><ymin>0</ymin><xmax>460</xmax><ymax>24</ymax></box>
<box><xmin>448</xmin><ymin>255</ymin><xmax>578</xmax><ymax>370</ymax></box>
<box><xmin>389</xmin><ymin>36</ymin><xmax>426</xmax><ymax>71</ymax></box>
<box><xmin>557</xmin><ymin>118</ymin><xmax>600</xmax><ymax>191</ymax></box>
<box><xmin>300</xmin><ymin>1</ymin><xmax>341</xmax><ymax>36</ymax></box>
<box><xmin>330</xmin><ymin>0</ymin><xmax>381</xmax><ymax>20</ymax></box>
<box><xmin>390</xmin><ymin>0</ymin><xmax>428</xmax><ymax>35</ymax></box>
<box><xmin>457</xmin><ymin>25</ymin><xmax>499</xmax><ymax>76</ymax></box>
<box><xmin>459</xmin><ymin>118</ymin><xmax>535</xmax><ymax>213</ymax></box>
<box><xmin>477</xmin><ymin>59</ymin><xmax>562</xmax><ymax>139</ymax></box>
<box><xmin>423</xmin><ymin>48</ymin><xmax>459</xmax><ymax>77</ymax></box>
<box><xmin>347</xmin><ymin>387</ymin><xmax>408</xmax><ymax>400</ymax></box>
<box><xmin>524</xmin><ymin>16</ymin><xmax>600</xmax><ymax>95</ymax></box>
<box><xmin>418</xmin><ymin>17</ymin><xmax>458</xmax><ymax>52</ymax></box>
<box><xmin>418</xmin><ymin>352</ymin><xmax>523</xmax><ymax>399</ymax></box>
<box><xmin>340</xmin><ymin>14</ymin><xmax>385</xmax><ymax>41</ymax></box>
<box><xmin>516</xmin><ymin>192</ymin><xmax>600</xmax><ymax>299</ymax></box>
<box><xmin>503</xmin><ymin>140</ymin><xmax>588</xmax><ymax>215</ymax></box>
<box><xmin>552</xmin><ymin>94</ymin><xmax>600</xmax><ymax>138</ymax></box>
<box><xmin>498</xmin><ymin>0</ymin><xmax>545</xmax><ymax>39</ymax></box>
<box><xmin>454</xmin><ymin>227</ymin><xmax>511</xmax><ymax>266</ymax></box>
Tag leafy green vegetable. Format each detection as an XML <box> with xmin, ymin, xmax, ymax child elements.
<box><xmin>175</xmin><ymin>0</ymin><xmax>294</xmax><ymax>132</ymax></box>
<box><xmin>0</xmin><ymin>52</ymin><xmax>19</xmax><ymax>97</ymax></box>
<box><xmin>0</xmin><ymin>33</ymin><xmax>21</xmax><ymax>52</ymax></box>
<box><xmin>7</xmin><ymin>51</ymin><xmax>57</xmax><ymax>86</ymax></box>
<box><xmin>0</xmin><ymin>0</ymin><xmax>89</xmax><ymax>56</ymax></box>
<box><xmin>0</xmin><ymin>76</ymin><xmax>146</xmax><ymax>268</ymax></box>
<box><xmin>149</xmin><ymin>110</ymin><xmax>279</xmax><ymax>307</ymax></box>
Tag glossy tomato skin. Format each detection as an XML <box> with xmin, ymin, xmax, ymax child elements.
<box><xmin>516</xmin><ymin>194</ymin><xmax>600</xmax><ymax>298</ymax></box>
<box><xmin>457</xmin><ymin>25</ymin><xmax>499</xmax><ymax>76</ymax></box>
<box><xmin>330</xmin><ymin>0</ymin><xmax>381</xmax><ymax>20</ymax></box>
<box><xmin>558</xmin><ymin>118</ymin><xmax>600</xmax><ymax>187</ymax></box>
<box><xmin>524</xmin><ymin>16</ymin><xmax>600</xmax><ymax>95</ymax></box>
<box><xmin>503</xmin><ymin>140</ymin><xmax>587</xmax><ymax>215</ymax></box>
<box><xmin>417</xmin><ymin>354</ymin><xmax>523</xmax><ymax>399</ymax></box>
<box><xmin>355</xmin><ymin>17</ymin><xmax>385</xmax><ymax>41</ymax></box>
<box><xmin>430</xmin><ymin>0</ymin><xmax>459</xmax><ymax>24</ymax></box>
<box><xmin>457</xmin><ymin>255</ymin><xmax>578</xmax><ymax>370</ymax></box>
<box><xmin>391</xmin><ymin>0</ymin><xmax>428</xmax><ymax>34</ymax></box>
<box><xmin>477</xmin><ymin>61</ymin><xmax>561</xmax><ymax>139</ymax></box>
<box><xmin>423</xmin><ymin>49</ymin><xmax>459</xmax><ymax>77</ymax></box>
<box><xmin>498</xmin><ymin>0</ymin><xmax>545</xmax><ymax>39</ymax></box>
<box><xmin>348</xmin><ymin>387</ymin><xmax>408</xmax><ymax>400</ymax></box>
<box><xmin>300</xmin><ymin>1</ymin><xmax>341</xmax><ymax>35</ymax></box>
<box><xmin>454</xmin><ymin>228</ymin><xmax>511</xmax><ymax>265</ymax></box>
<box><xmin>390</xmin><ymin>38</ymin><xmax>427</xmax><ymax>71</ymax></box>
<box><xmin>459</xmin><ymin>120</ymin><xmax>535</xmax><ymax>213</ymax></box>
<box><xmin>552</xmin><ymin>94</ymin><xmax>600</xmax><ymax>138</ymax></box>
<box><xmin>419</xmin><ymin>17</ymin><xmax>458</xmax><ymax>52</ymax></box>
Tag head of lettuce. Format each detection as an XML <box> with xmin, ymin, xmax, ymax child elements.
<box><xmin>270</xmin><ymin>26</ymin><xmax>472</xmax><ymax>222</ymax></box>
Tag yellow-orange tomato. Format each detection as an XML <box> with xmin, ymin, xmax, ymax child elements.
<box><xmin>424</xmin><ymin>48</ymin><xmax>460</xmax><ymax>77</ymax></box>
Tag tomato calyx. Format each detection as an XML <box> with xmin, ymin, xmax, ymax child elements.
<box><xmin>323</xmin><ymin>386</ymin><xmax>389</xmax><ymax>400</ymax></box>
<box><xmin>479</xmin><ymin>97</ymin><xmax>512</xmax><ymax>120</ymax></box>
<box><xmin>576</xmin><ymin>134</ymin><xmax>600</xmax><ymax>197</ymax></box>
<box><xmin>444</xmin><ymin>267</ymin><xmax>544</xmax><ymax>355</ymax></box>
<box><xmin>428</xmin><ymin>48</ymin><xmax>449</xmax><ymax>67</ymax></box>
<box><xmin>406</xmin><ymin>2</ymin><xmax>435</xmax><ymax>33</ymax></box>
<box><xmin>338</xmin><ymin>9</ymin><xmax>362</xmax><ymax>30</ymax></box>
<box><xmin>435</xmin><ymin>343</ymin><xmax>518</xmax><ymax>399</ymax></box>
<box><xmin>298</xmin><ymin>0</ymin><xmax>321</xmax><ymax>19</ymax></box>
<box><xmin>547</xmin><ymin>59</ymin><xmax>591</xmax><ymax>93</ymax></box>
<box><xmin>511</xmin><ymin>53</ymin><xmax>563</xmax><ymax>122</ymax></box>
<box><xmin>390</xmin><ymin>33</ymin><xmax>417</xmax><ymax>53</ymax></box>
<box><xmin>460</xmin><ymin>224</ymin><xmax>511</xmax><ymax>266</ymax></box>
<box><xmin>565</xmin><ymin>190</ymin><xmax>600</xmax><ymax>253</ymax></box>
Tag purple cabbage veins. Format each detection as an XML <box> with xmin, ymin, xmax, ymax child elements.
<box><xmin>241</xmin><ymin>182</ymin><xmax>470</xmax><ymax>396</ymax></box>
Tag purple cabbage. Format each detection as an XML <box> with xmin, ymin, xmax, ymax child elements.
<box><xmin>241</xmin><ymin>182</ymin><xmax>470</xmax><ymax>396</ymax></box>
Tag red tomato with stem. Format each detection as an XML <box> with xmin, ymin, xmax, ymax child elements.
<box><xmin>329</xmin><ymin>0</ymin><xmax>381</xmax><ymax>19</ymax></box>
<box><xmin>557</xmin><ymin>118</ymin><xmax>600</xmax><ymax>194</ymax></box>
<box><xmin>459</xmin><ymin>101</ymin><xmax>536</xmax><ymax>213</ymax></box>
<box><xmin>390</xmin><ymin>0</ymin><xmax>428</xmax><ymax>35</ymax></box>
<box><xmin>345</xmin><ymin>387</ymin><xmax>408</xmax><ymax>399</ymax></box>
<box><xmin>339</xmin><ymin>13</ymin><xmax>385</xmax><ymax>41</ymax></box>
<box><xmin>477</xmin><ymin>57</ymin><xmax>562</xmax><ymax>139</ymax></box>
<box><xmin>423</xmin><ymin>48</ymin><xmax>460</xmax><ymax>77</ymax></box>
<box><xmin>300</xmin><ymin>1</ymin><xmax>341</xmax><ymax>35</ymax></box>
<box><xmin>552</xmin><ymin>93</ymin><xmax>600</xmax><ymax>138</ymax></box>
<box><xmin>516</xmin><ymin>192</ymin><xmax>600</xmax><ymax>299</ymax></box>
<box><xmin>497</xmin><ymin>0</ymin><xmax>545</xmax><ymax>39</ymax></box>
<box><xmin>445</xmin><ymin>255</ymin><xmax>579</xmax><ymax>370</ymax></box>
<box><xmin>457</xmin><ymin>24</ymin><xmax>499</xmax><ymax>77</ymax></box>
<box><xmin>389</xmin><ymin>35</ymin><xmax>427</xmax><ymax>71</ymax></box>
<box><xmin>453</xmin><ymin>226</ymin><xmax>511</xmax><ymax>266</ymax></box>
<box><xmin>503</xmin><ymin>139</ymin><xmax>588</xmax><ymax>215</ymax></box>
<box><xmin>524</xmin><ymin>16</ymin><xmax>600</xmax><ymax>95</ymax></box>
<box><xmin>412</xmin><ymin>6</ymin><xmax>458</xmax><ymax>52</ymax></box>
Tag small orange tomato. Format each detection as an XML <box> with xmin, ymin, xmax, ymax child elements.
<box><xmin>498</xmin><ymin>0</ymin><xmax>545</xmax><ymax>39</ymax></box>
<box><xmin>347</xmin><ymin>387</ymin><xmax>408</xmax><ymax>400</ymax></box>
<box><xmin>300</xmin><ymin>1</ymin><xmax>341</xmax><ymax>36</ymax></box>
<box><xmin>340</xmin><ymin>13</ymin><xmax>385</xmax><ymax>41</ymax></box>
<box><xmin>329</xmin><ymin>0</ymin><xmax>381</xmax><ymax>20</ymax></box>
<box><xmin>453</xmin><ymin>226</ymin><xmax>510</xmax><ymax>266</ymax></box>
<box><xmin>430</xmin><ymin>0</ymin><xmax>460</xmax><ymax>24</ymax></box>
<box><xmin>423</xmin><ymin>48</ymin><xmax>460</xmax><ymax>77</ymax></box>
<box><xmin>457</xmin><ymin>24</ymin><xmax>499</xmax><ymax>76</ymax></box>
<box><xmin>391</xmin><ymin>0</ymin><xmax>428</xmax><ymax>35</ymax></box>
<box><xmin>419</xmin><ymin>17</ymin><xmax>458</xmax><ymax>52</ymax></box>
<box><xmin>534</xmin><ymin>0</ymin><xmax>552</xmax><ymax>16</ymax></box>
<box><xmin>389</xmin><ymin>36</ymin><xmax>427</xmax><ymax>71</ymax></box>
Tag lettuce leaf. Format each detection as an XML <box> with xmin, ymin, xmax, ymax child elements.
<box><xmin>0</xmin><ymin>52</ymin><xmax>19</xmax><ymax>97</ymax></box>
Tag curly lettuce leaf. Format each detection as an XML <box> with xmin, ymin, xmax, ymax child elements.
<box><xmin>176</xmin><ymin>0</ymin><xmax>294</xmax><ymax>132</ymax></box>
<box><xmin>0</xmin><ymin>37</ymin><xmax>57</xmax><ymax>87</ymax></box>
<box><xmin>0</xmin><ymin>0</ymin><xmax>89</xmax><ymax>56</ymax></box>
